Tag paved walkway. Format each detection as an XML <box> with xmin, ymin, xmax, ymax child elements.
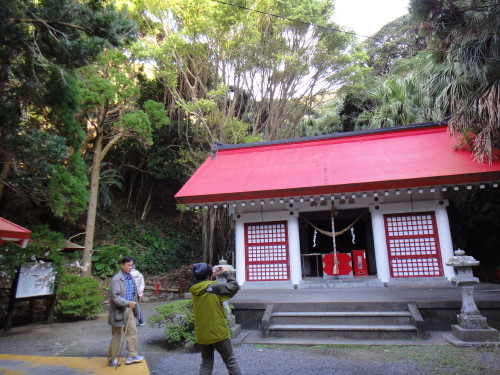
<box><xmin>0</xmin><ymin>353</ymin><xmax>149</xmax><ymax>374</ymax></box>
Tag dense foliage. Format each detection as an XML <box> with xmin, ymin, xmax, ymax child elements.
<box><xmin>96</xmin><ymin>218</ymin><xmax>200</xmax><ymax>275</ymax></box>
<box><xmin>91</xmin><ymin>245</ymin><xmax>128</xmax><ymax>279</ymax></box>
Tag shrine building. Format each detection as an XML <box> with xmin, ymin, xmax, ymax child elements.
<box><xmin>175</xmin><ymin>123</ymin><xmax>500</xmax><ymax>288</ymax></box>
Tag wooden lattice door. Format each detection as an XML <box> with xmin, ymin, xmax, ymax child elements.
<box><xmin>244</xmin><ymin>221</ymin><xmax>290</xmax><ymax>281</ymax></box>
<box><xmin>384</xmin><ymin>212</ymin><xmax>444</xmax><ymax>278</ymax></box>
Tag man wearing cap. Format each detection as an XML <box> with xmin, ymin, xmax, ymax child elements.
<box><xmin>189</xmin><ymin>262</ymin><xmax>242</xmax><ymax>375</ymax></box>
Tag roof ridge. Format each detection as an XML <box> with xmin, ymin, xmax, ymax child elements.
<box><xmin>214</xmin><ymin>121</ymin><xmax>448</xmax><ymax>151</ymax></box>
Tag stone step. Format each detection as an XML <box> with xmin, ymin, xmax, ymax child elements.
<box><xmin>270</xmin><ymin>311</ymin><xmax>413</xmax><ymax>325</ymax></box>
<box><xmin>271</xmin><ymin>311</ymin><xmax>412</xmax><ymax>317</ymax></box>
<box><xmin>268</xmin><ymin>323</ymin><xmax>418</xmax><ymax>340</ymax></box>
<box><xmin>269</xmin><ymin>323</ymin><xmax>417</xmax><ymax>331</ymax></box>
<box><xmin>262</xmin><ymin>303</ymin><xmax>424</xmax><ymax>340</ymax></box>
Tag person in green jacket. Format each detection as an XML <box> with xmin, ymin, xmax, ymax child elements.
<box><xmin>189</xmin><ymin>262</ymin><xmax>242</xmax><ymax>375</ymax></box>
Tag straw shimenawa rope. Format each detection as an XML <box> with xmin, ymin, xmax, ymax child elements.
<box><xmin>301</xmin><ymin>210</ymin><xmax>366</xmax><ymax>238</ymax></box>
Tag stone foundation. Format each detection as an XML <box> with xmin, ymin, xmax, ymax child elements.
<box><xmin>451</xmin><ymin>324</ymin><xmax>500</xmax><ymax>342</ymax></box>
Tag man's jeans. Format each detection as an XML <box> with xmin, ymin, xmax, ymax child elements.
<box><xmin>199</xmin><ymin>338</ymin><xmax>242</xmax><ymax>375</ymax></box>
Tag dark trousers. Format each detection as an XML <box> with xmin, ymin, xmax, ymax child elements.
<box><xmin>199</xmin><ymin>338</ymin><xmax>242</xmax><ymax>375</ymax></box>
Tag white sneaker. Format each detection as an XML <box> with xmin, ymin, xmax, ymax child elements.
<box><xmin>126</xmin><ymin>355</ymin><xmax>144</xmax><ymax>365</ymax></box>
<box><xmin>108</xmin><ymin>358</ymin><xmax>120</xmax><ymax>367</ymax></box>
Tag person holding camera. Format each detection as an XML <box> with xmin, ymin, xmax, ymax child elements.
<box><xmin>189</xmin><ymin>263</ymin><xmax>242</xmax><ymax>375</ymax></box>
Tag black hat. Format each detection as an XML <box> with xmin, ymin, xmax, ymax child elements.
<box><xmin>192</xmin><ymin>263</ymin><xmax>212</xmax><ymax>280</ymax></box>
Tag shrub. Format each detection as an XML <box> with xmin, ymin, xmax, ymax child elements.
<box><xmin>148</xmin><ymin>299</ymin><xmax>195</xmax><ymax>346</ymax></box>
<box><xmin>55</xmin><ymin>273</ymin><xmax>103</xmax><ymax>320</ymax></box>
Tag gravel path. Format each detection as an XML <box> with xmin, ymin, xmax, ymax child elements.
<box><xmin>150</xmin><ymin>342</ymin><xmax>500</xmax><ymax>375</ymax></box>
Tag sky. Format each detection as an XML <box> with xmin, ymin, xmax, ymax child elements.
<box><xmin>332</xmin><ymin>0</ymin><xmax>410</xmax><ymax>39</ymax></box>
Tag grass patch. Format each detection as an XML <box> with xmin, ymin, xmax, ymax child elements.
<box><xmin>381</xmin><ymin>346</ymin><xmax>498</xmax><ymax>375</ymax></box>
<box><xmin>250</xmin><ymin>344</ymin><xmax>500</xmax><ymax>374</ymax></box>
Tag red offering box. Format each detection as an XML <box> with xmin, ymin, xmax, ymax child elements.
<box><xmin>352</xmin><ymin>250</ymin><xmax>368</xmax><ymax>276</ymax></box>
<box><xmin>322</xmin><ymin>253</ymin><xmax>353</xmax><ymax>276</ymax></box>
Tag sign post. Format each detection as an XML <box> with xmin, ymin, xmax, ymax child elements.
<box><xmin>4</xmin><ymin>262</ymin><xmax>56</xmax><ymax>332</ymax></box>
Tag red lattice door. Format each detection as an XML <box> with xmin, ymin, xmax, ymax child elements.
<box><xmin>384</xmin><ymin>212</ymin><xmax>444</xmax><ymax>278</ymax></box>
<box><xmin>244</xmin><ymin>221</ymin><xmax>290</xmax><ymax>281</ymax></box>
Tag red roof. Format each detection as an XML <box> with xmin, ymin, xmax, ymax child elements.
<box><xmin>0</xmin><ymin>217</ymin><xmax>31</xmax><ymax>247</ymax></box>
<box><xmin>175</xmin><ymin>124</ymin><xmax>500</xmax><ymax>205</ymax></box>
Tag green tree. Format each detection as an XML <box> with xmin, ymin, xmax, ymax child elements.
<box><xmin>5</xmin><ymin>128</ymin><xmax>88</xmax><ymax>221</ymax></box>
<box><xmin>410</xmin><ymin>0</ymin><xmax>500</xmax><ymax>162</ymax></box>
<box><xmin>363</xmin><ymin>14</ymin><xmax>426</xmax><ymax>76</ymax></box>
<box><xmin>0</xmin><ymin>0</ymin><xmax>137</xmax><ymax>214</ymax></box>
<box><xmin>77</xmin><ymin>48</ymin><xmax>168</xmax><ymax>276</ymax></box>
<box><xmin>132</xmin><ymin>0</ymin><xmax>364</xmax><ymax>144</ymax></box>
<box><xmin>357</xmin><ymin>73</ymin><xmax>434</xmax><ymax>128</ymax></box>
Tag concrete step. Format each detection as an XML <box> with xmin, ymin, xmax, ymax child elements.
<box><xmin>270</xmin><ymin>302</ymin><xmax>410</xmax><ymax>312</ymax></box>
<box><xmin>270</xmin><ymin>311</ymin><xmax>413</xmax><ymax>325</ymax></box>
<box><xmin>262</xmin><ymin>303</ymin><xmax>424</xmax><ymax>340</ymax></box>
<box><xmin>269</xmin><ymin>323</ymin><xmax>417</xmax><ymax>331</ymax></box>
<box><xmin>271</xmin><ymin>311</ymin><xmax>412</xmax><ymax>317</ymax></box>
<box><xmin>268</xmin><ymin>323</ymin><xmax>418</xmax><ymax>340</ymax></box>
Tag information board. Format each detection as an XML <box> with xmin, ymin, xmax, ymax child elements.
<box><xmin>15</xmin><ymin>262</ymin><xmax>56</xmax><ymax>299</ymax></box>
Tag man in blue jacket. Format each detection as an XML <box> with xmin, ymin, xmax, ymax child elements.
<box><xmin>107</xmin><ymin>256</ymin><xmax>144</xmax><ymax>367</ymax></box>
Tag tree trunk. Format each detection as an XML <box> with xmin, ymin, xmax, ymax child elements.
<box><xmin>0</xmin><ymin>157</ymin><xmax>11</xmax><ymax>201</ymax></box>
<box><xmin>82</xmin><ymin>134</ymin><xmax>103</xmax><ymax>277</ymax></box>
<box><xmin>201</xmin><ymin>207</ymin><xmax>235</xmax><ymax>266</ymax></box>
<box><xmin>141</xmin><ymin>185</ymin><xmax>153</xmax><ymax>221</ymax></box>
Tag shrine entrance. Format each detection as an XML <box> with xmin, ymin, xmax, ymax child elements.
<box><xmin>298</xmin><ymin>208</ymin><xmax>376</xmax><ymax>279</ymax></box>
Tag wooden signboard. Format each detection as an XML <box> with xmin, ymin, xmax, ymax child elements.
<box><xmin>4</xmin><ymin>262</ymin><xmax>56</xmax><ymax>332</ymax></box>
<box><xmin>16</xmin><ymin>262</ymin><xmax>56</xmax><ymax>298</ymax></box>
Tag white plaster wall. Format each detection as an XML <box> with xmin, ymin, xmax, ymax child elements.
<box><xmin>370</xmin><ymin>209</ymin><xmax>391</xmax><ymax>282</ymax></box>
<box><xmin>287</xmin><ymin>214</ymin><xmax>302</xmax><ymax>286</ymax></box>
<box><xmin>234</xmin><ymin>220</ymin><xmax>246</xmax><ymax>285</ymax></box>
<box><xmin>434</xmin><ymin>205</ymin><xmax>456</xmax><ymax>279</ymax></box>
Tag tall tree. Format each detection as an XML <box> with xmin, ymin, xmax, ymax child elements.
<box><xmin>77</xmin><ymin>48</ymin><xmax>168</xmax><ymax>276</ymax></box>
<box><xmin>410</xmin><ymin>0</ymin><xmax>500</xmax><ymax>162</ymax></box>
<box><xmin>363</xmin><ymin>14</ymin><xmax>426</xmax><ymax>76</ymax></box>
<box><xmin>133</xmin><ymin>0</ymin><xmax>363</xmax><ymax>144</ymax></box>
<box><xmin>0</xmin><ymin>0</ymin><xmax>137</xmax><ymax>215</ymax></box>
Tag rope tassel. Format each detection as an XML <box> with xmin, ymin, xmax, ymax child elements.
<box><xmin>331</xmin><ymin>204</ymin><xmax>339</xmax><ymax>275</ymax></box>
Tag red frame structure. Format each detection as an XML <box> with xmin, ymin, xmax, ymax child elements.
<box><xmin>244</xmin><ymin>221</ymin><xmax>290</xmax><ymax>281</ymax></box>
<box><xmin>0</xmin><ymin>217</ymin><xmax>31</xmax><ymax>248</ymax></box>
<box><xmin>384</xmin><ymin>212</ymin><xmax>444</xmax><ymax>278</ymax></box>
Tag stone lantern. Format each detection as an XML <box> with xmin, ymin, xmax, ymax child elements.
<box><xmin>215</xmin><ymin>257</ymin><xmax>236</xmax><ymax>280</ymax></box>
<box><xmin>213</xmin><ymin>257</ymin><xmax>241</xmax><ymax>338</ymax></box>
<box><xmin>445</xmin><ymin>249</ymin><xmax>499</xmax><ymax>345</ymax></box>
